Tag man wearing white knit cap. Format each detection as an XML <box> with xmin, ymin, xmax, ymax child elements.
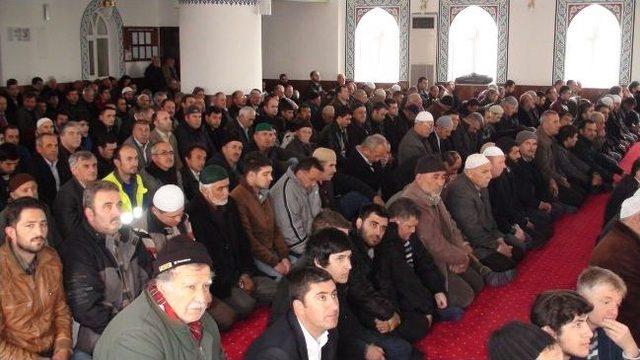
<box><xmin>397</xmin><ymin>111</ymin><xmax>434</xmax><ymax>169</ymax></box>
<box><xmin>592</xmin><ymin>193</ymin><xmax>640</xmax><ymax>341</ymax></box>
<box><xmin>35</xmin><ymin>117</ymin><xmax>54</xmax><ymax>136</ymax></box>
<box><xmin>132</xmin><ymin>184</ymin><xmax>193</xmax><ymax>256</ymax></box>
<box><xmin>485</xmin><ymin>145</ymin><xmax>552</xmax><ymax>252</ymax></box>
<box><xmin>444</xmin><ymin>153</ymin><xmax>524</xmax><ymax>274</ymax></box>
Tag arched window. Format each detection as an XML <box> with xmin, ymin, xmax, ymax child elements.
<box><xmin>564</xmin><ymin>4</ymin><xmax>620</xmax><ymax>88</ymax></box>
<box><xmin>354</xmin><ymin>7</ymin><xmax>400</xmax><ymax>83</ymax></box>
<box><xmin>87</xmin><ymin>14</ymin><xmax>111</xmax><ymax>78</ymax></box>
<box><xmin>447</xmin><ymin>5</ymin><xmax>498</xmax><ymax>82</ymax></box>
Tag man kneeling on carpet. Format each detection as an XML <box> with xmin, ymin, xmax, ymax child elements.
<box><xmin>530</xmin><ymin>290</ymin><xmax>594</xmax><ymax>359</ymax></box>
<box><xmin>93</xmin><ymin>236</ymin><xmax>226</xmax><ymax>360</ymax></box>
<box><xmin>246</xmin><ymin>266</ymin><xmax>339</xmax><ymax>360</ymax></box>
<box><xmin>577</xmin><ymin>266</ymin><xmax>640</xmax><ymax>360</ymax></box>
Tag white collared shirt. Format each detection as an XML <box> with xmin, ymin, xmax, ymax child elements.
<box><xmin>297</xmin><ymin>319</ymin><xmax>328</xmax><ymax>360</ymax></box>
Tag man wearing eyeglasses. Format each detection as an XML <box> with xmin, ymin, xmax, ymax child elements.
<box><xmin>140</xmin><ymin>140</ymin><xmax>183</xmax><ymax>197</ymax></box>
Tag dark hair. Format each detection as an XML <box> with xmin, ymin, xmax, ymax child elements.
<box><xmin>303</xmin><ymin>228</ymin><xmax>352</xmax><ymax>267</ymax></box>
<box><xmin>2</xmin><ymin>125</ymin><xmax>18</xmax><ymax>135</ymax></box>
<box><xmin>336</xmin><ymin>85</ymin><xmax>348</xmax><ymax>94</ymax></box>
<box><xmin>243</xmin><ymin>151</ymin><xmax>272</xmax><ymax>174</ymax></box>
<box><xmin>504</xmin><ymin>80</ymin><xmax>515</xmax><ymax>87</ymax></box>
<box><xmin>95</xmin><ymin>133</ymin><xmax>118</xmax><ymax>148</ymax></box>
<box><xmin>22</xmin><ymin>92</ymin><xmax>37</xmax><ymax>101</ymax></box>
<box><xmin>114</xmin><ymin>144</ymin><xmax>137</xmax><ymax>161</ymax></box>
<box><xmin>530</xmin><ymin>290</ymin><xmax>593</xmax><ymax>333</ymax></box>
<box><xmin>417</xmin><ymin>76</ymin><xmax>427</xmax><ymax>83</ymax></box>
<box><xmin>622</xmin><ymin>96</ymin><xmax>637</xmax><ymax>108</ymax></box>
<box><xmin>31</xmin><ymin>77</ymin><xmax>43</xmax><ymax>85</ymax></box>
<box><xmin>160</xmin><ymin>98</ymin><xmax>175</xmax><ymax>107</ymax></box>
<box><xmin>388</xmin><ymin>197</ymin><xmax>421</xmax><ymax>220</ymax></box>
<box><xmin>559</xmin><ymin>85</ymin><xmax>571</xmax><ymax>95</ymax></box>
<box><xmin>358</xmin><ymin>203</ymin><xmax>389</xmax><ymax>222</ymax></box>
<box><xmin>629</xmin><ymin>81</ymin><xmax>640</xmax><ymax>91</ymax></box>
<box><xmin>443</xmin><ymin>150</ymin><xmax>461</xmax><ymax>167</ymax></box>
<box><xmin>206</xmin><ymin>106</ymin><xmax>223</xmax><ymax>116</ymax></box>
<box><xmin>557</xmin><ymin>125</ymin><xmax>578</xmax><ymax>143</ymax></box>
<box><xmin>5</xmin><ymin>197</ymin><xmax>46</xmax><ymax>227</ymax></box>
<box><xmin>372</xmin><ymin>102</ymin><xmax>388</xmax><ymax>112</ymax></box>
<box><xmin>577</xmin><ymin>119</ymin><xmax>596</xmax><ymax>130</ymax></box>
<box><xmin>554</xmin><ymin>79</ymin><xmax>564</xmax><ymax>86</ymax></box>
<box><xmin>609</xmin><ymin>86</ymin><xmax>622</xmax><ymax>95</ymax></box>
<box><xmin>294</xmin><ymin>157</ymin><xmax>323</xmax><ymax>173</ymax></box>
<box><xmin>6</xmin><ymin>79</ymin><xmax>18</xmax><ymax>87</ymax></box>
<box><xmin>0</xmin><ymin>143</ymin><xmax>20</xmax><ymax>162</ymax></box>
<box><xmin>385</xmin><ymin>98</ymin><xmax>397</xmax><ymax>106</ymax></box>
<box><xmin>309</xmin><ymin>70</ymin><xmax>318</xmax><ymax>78</ymax></box>
<box><xmin>595</xmin><ymin>103</ymin><xmax>610</xmax><ymax>112</ymax></box>
<box><xmin>488</xmin><ymin>321</ymin><xmax>557</xmax><ymax>360</ymax></box>
<box><xmin>82</xmin><ymin>180</ymin><xmax>120</xmax><ymax>209</ymax></box>
<box><xmin>334</xmin><ymin>105</ymin><xmax>352</xmax><ymax>119</ymax></box>
<box><xmin>132</xmin><ymin>120</ymin><xmax>150</xmax><ymax>130</ymax></box>
<box><xmin>184</xmin><ymin>144</ymin><xmax>208</xmax><ymax>160</ymax></box>
<box><xmin>288</xmin><ymin>266</ymin><xmax>334</xmax><ymax>303</ymax></box>
<box><xmin>181</xmin><ymin>94</ymin><xmax>195</xmax><ymax>104</ymax></box>
<box><xmin>311</xmin><ymin>209</ymin><xmax>352</xmax><ymax>233</ymax></box>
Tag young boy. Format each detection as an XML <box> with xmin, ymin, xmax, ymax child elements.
<box><xmin>530</xmin><ymin>290</ymin><xmax>594</xmax><ymax>359</ymax></box>
<box><xmin>577</xmin><ymin>266</ymin><xmax>640</xmax><ymax>360</ymax></box>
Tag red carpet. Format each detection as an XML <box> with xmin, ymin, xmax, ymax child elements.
<box><xmin>221</xmin><ymin>144</ymin><xmax>640</xmax><ymax>360</ymax></box>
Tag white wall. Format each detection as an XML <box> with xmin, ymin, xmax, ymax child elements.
<box><xmin>262</xmin><ymin>0</ymin><xmax>345</xmax><ymax>81</ymax></box>
<box><xmin>0</xmin><ymin>0</ymin><xmax>178</xmax><ymax>84</ymax></box>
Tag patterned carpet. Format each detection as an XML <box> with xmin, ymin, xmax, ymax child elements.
<box><xmin>220</xmin><ymin>144</ymin><xmax>640</xmax><ymax>360</ymax></box>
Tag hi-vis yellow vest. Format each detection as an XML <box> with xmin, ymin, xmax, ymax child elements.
<box><xmin>103</xmin><ymin>172</ymin><xmax>148</xmax><ymax>213</ymax></box>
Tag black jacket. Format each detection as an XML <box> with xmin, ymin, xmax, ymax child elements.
<box><xmin>604</xmin><ymin>175</ymin><xmax>639</xmax><ymax>224</ymax></box>
<box><xmin>174</xmin><ymin>122</ymin><xmax>214</xmax><ymax>160</ymax></box>
<box><xmin>573</xmin><ymin>135</ymin><xmax>622</xmax><ymax>182</ymax></box>
<box><xmin>180</xmin><ymin>167</ymin><xmax>199</xmax><ymax>202</ymax></box>
<box><xmin>186</xmin><ymin>193</ymin><xmax>255</xmax><ymax>299</ymax></box>
<box><xmin>512</xmin><ymin>158</ymin><xmax>551</xmax><ymax>209</ymax></box>
<box><xmin>246</xmin><ymin>311</ymin><xmax>338</xmax><ymax>360</ymax></box>
<box><xmin>53</xmin><ymin>177</ymin><xmax>85</xmax><ymax>239</ymax></box>
<box><xmin>488</xmin><ymin>169</ymin><xmax>528</xmax><ymax>233</ymax></box>
<box><xmin>206</xmin><ymin>152</ymin><xmax>242</xmax><ymax>191</ymax></box>
<box><xmin>341</xmin><ymin>150</ymin><xmax>394</xmax><ymax>200</ymax></box>
<box><xmin>427</xmin><ymin>132</ymin><xmax>454</xmax><ymax>154</ymax></box>
<box><xmin>318</xmin><ymin>172</ymin><xmax>376</xmax><ymax>211</ymax></box>
<box><xmin>317</xmin><ymin>122</ymin><xmax>349</xmax><ymax>161</ymax></box>
<box><xmin>375</xmin><ymin>223</ymin><xmax>437</xmax><ymax>315</ymax></box>
<box><xmin>348</xmin><ymin>233</ymin><xmax>397</xmax><ymax>328</ymax></box>
<box><xmin>60</xmin><ymin>222</ymin><xmax>152</xmax><ymax>353</ymax></box>
<box><xmin>29</xmin><ymin>154</ymin><xmax>72</xmax><ymax>208</ymax></box>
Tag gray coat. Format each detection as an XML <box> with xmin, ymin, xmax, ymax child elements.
<box><xmin>536</xmin><ymin>128</ymin><xmax>566</xmax><ymax>184</ymax></box>
<box><xmin>397</xmin><ymin>129</ymin><xmax>433</xmax><ymax>167</ymax></box>
<box><xmin>443</xmin><ymin>173</ymin><xmax>503</xmax><ymax>259</ymax></box>
<box><xmin>269</xmin><ymin>167</ymin><xmax>322</xmax><ymax>255</ymax></box>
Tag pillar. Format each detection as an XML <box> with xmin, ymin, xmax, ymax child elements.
<box><xmin>179</xmin><ymin>0</ymin><xmax>262</xmax><ymax>94</ymax></box>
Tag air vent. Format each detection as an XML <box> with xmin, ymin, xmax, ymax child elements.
<box><xmin>412</xmin><ymin>16</ymin><xmax>435</xmax><ymax>29</ymax></box>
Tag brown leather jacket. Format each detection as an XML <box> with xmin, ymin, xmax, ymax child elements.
<box><xmin>0</xmin><ymin>244</ymin><xmax>72</xmax><ymax>359</ymax></box>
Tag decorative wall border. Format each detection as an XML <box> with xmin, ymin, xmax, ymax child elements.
<box><xmin>346</xmin><ymin>0</ymin><xmax>410</xmax><ymax>81</ymax></box>
<box><xmin>437</xmin><ymin>0</ymin><xmax>509</xmax><ymax>84</ymax></box>
<box><xmin>553</xmin><ymin>0</ymin><xmax>635</xmax><ymax>85</ymax></box>
<box><xmin>178</xmin><ymin>0</ymin><xmax>257</xmax><ymax>4</ymax></box>
<box><xmin>80</xmin><ymin>0</ymin><xmax>125</xmax><ymax>80</ymax></box>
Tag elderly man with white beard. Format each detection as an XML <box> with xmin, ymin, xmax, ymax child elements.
<box><xmin>94</xmin><ymin>235</ymin><xmax>226</xmax><ymax>359</ymax></box>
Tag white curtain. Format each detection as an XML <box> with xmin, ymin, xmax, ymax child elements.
<box><xmin>354</xmin><ymin>7</ymin><xmax>400</xmax><ymax>83</ymax></box>
<box><xmin>565</xmin><ymin>4</ymin><xmax>620</xmax><ymax>88</ymax></box>
<box><xmin>447</xmin><ymin>5</ymin><xmax>498</xmax><ymax>82</ymax></box>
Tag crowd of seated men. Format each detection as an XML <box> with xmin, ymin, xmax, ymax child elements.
<box><xmin>0</xmin><ymin>64</ymin><xmax>639</xmax><ymax>359</ymax></box>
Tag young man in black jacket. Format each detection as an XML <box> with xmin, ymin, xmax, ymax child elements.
<box><xmin>270</xmin><ymin>228</ymin><xmax>417</xmax><ymax>360</ymax></box>
<box><xmin>350</xmin><ymin>204</ymin><xmax>430</xmax><ymax>343</ymax></box>
<box><xmin>384</xmin><ymin>197</ymin><xmax>464</xmax><ymax>322</ymax></box>
<box><xmin>246</xmin><ymin>266</ymin><xmax>339</xmax><ymax>360</ymax></box>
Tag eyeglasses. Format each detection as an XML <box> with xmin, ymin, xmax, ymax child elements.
<box><xmin>153</xmin><ymin>151</ymin><xmax>174</xmax><ymax>156</ymax></box>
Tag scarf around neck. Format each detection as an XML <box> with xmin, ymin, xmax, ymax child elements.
<box><xmin>148</xmin><ymin>281</ymin><xmax>203</xmax><ymax>345</ymax></box>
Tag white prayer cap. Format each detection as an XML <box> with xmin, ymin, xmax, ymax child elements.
<box><xmin>482</xmin><ymin>146</ymin><xmax>505</xmax><ymax>157</ymax></box>
<box><xmin>611</xmin><ymin>94</ymin><xmax>622</xmax><ymax>104</ymax></box>
<box><xmin>464</xmin><ymin>153</ymin><xmax>490</xmax><ymax>170</ymax></box>
<box><xmin>36</xmin><ymin>117</ymin><xmax>53</xmax><ymax>128</ymax></box>
<box><xmin>121</xmin><ymin>86</ymin><xmax>134</xmax><ymax>94</ymax></box>
<box><xmin>600</xmin><ymin>96</ymin><xmax>614</xmax><ymax>107</ymax></box>
<box><xmin>390</xmin><ymin>84</ymin><xmax>401</xmax><ymax>92</ymax></box>
<box><xmin>415</xmin><ymin>111</ymin><xmax>434</xmax><ymax>123</ymax></box>
<box><xmin>620</xmin><ymin>195</ymin><xmax>640</xmax><ymax>219</ymax></box>
<box><xmin>153</xmin><ymin>185</ymin><xmax>185</xmax><ymax>213</ymax></box>
<box><xmin>364</xmin><ymin>82</ymin><xmax>376</xmax><ymax>90</ymax></box>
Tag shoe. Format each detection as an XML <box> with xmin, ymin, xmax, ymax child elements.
<box><xmin>484</xmin><ymin>269</ymin><xmax>516</xmax><ymax>287</ymax></box>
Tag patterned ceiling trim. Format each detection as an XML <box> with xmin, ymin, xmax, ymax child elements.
<box><xmin>346</xmin><ymin>0</ymin><xmax>410</xmax><ymax>81</ymax></box>
<box><xmin>178</xmin><ymin>0</ymin><xmax>257</xmax><ymax>5</ymax></box>
<box><xmin>553</xmin><ymin>0</ymin><xmax>634</xmax><ymax>85</ymax></box>
<box><xmin>80</xmin><ymin>0</ymin><xmax>125</xmax><ymax>80</ymax></box>
<box><xmin>437</xmin><ymin>0</ymin><xmax>509</xmax><ymax>84</ymax></box>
